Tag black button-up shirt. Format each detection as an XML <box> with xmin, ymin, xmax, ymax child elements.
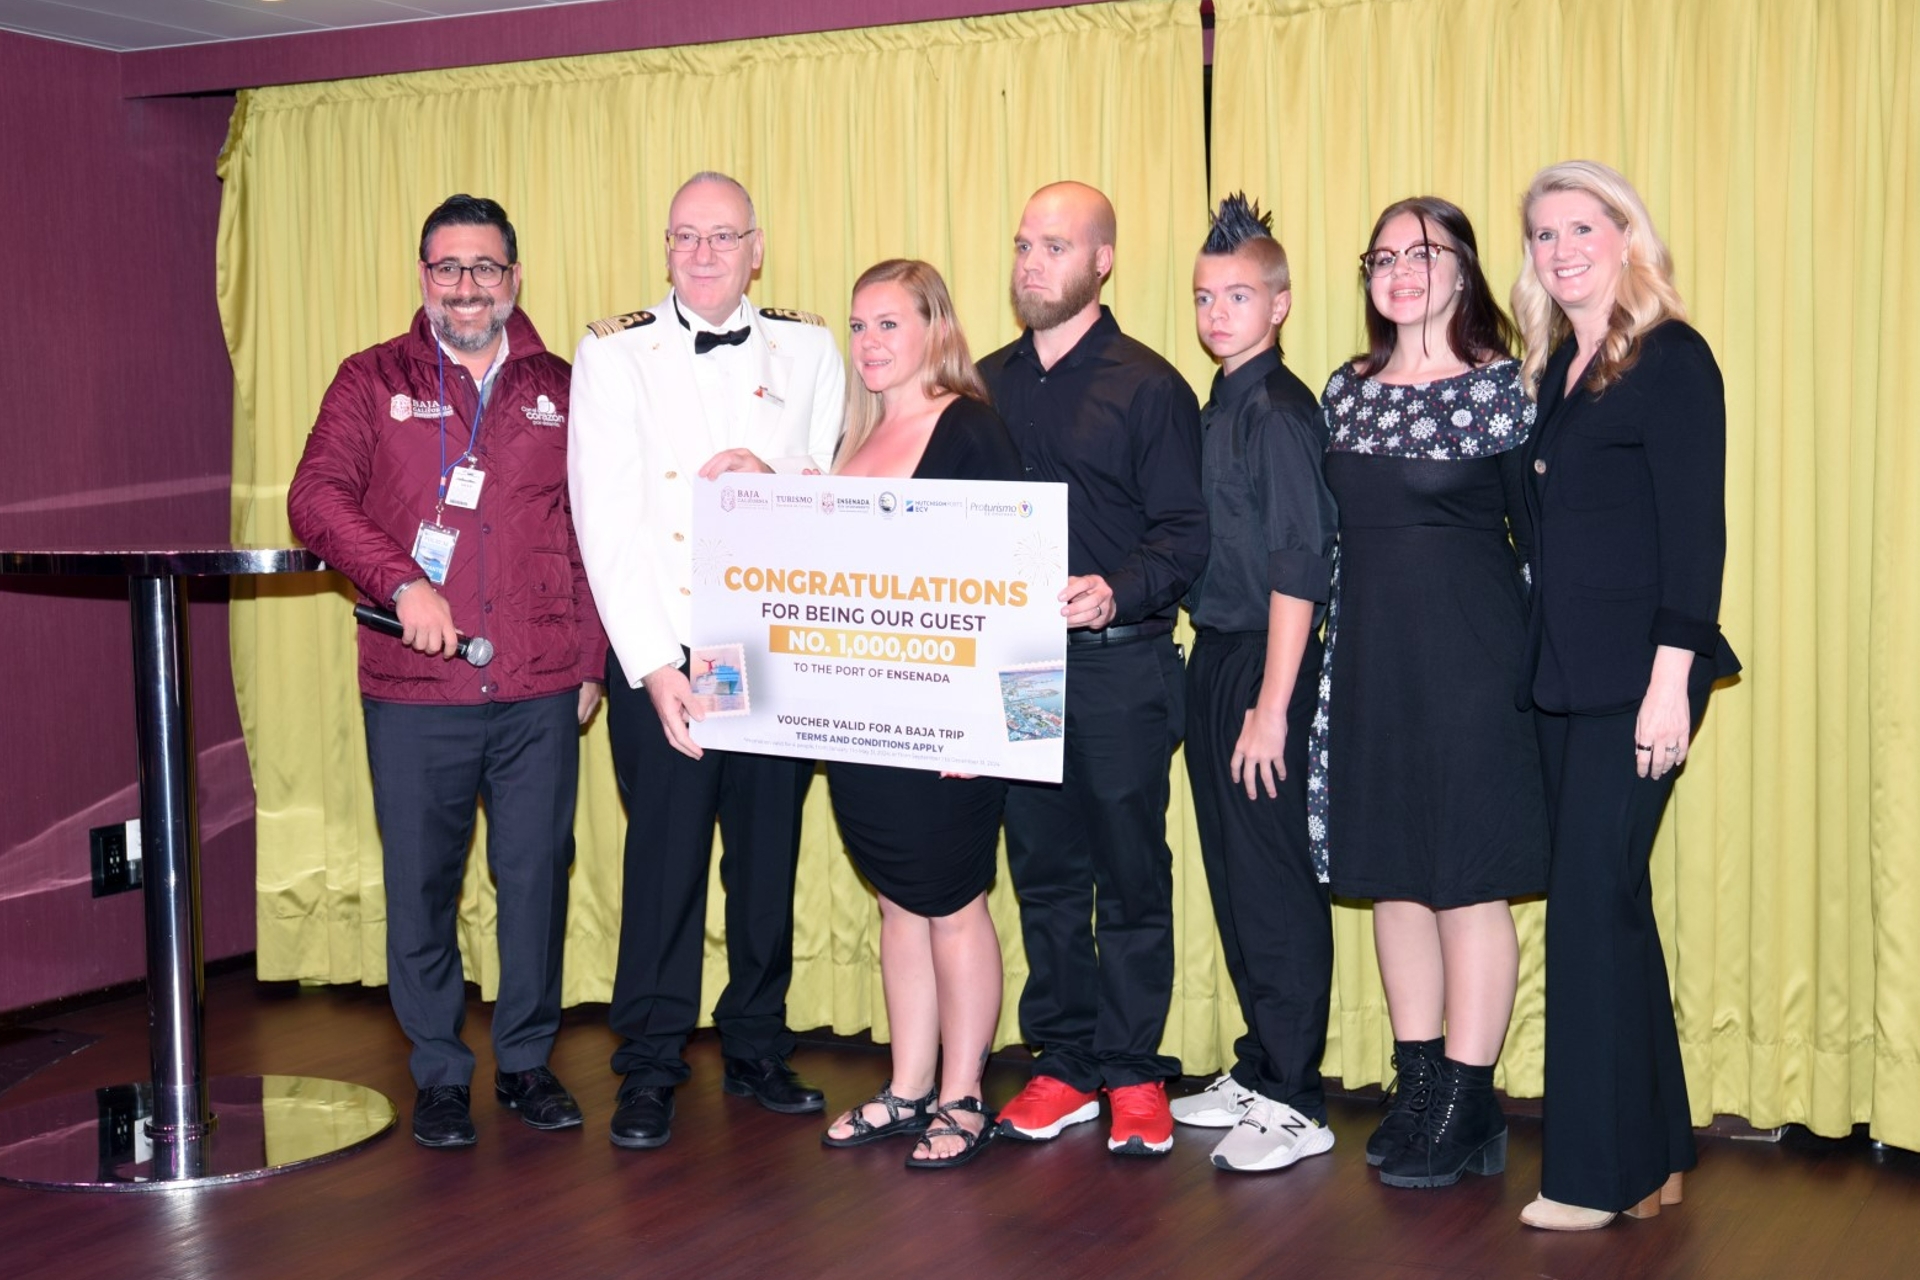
<box><xmin>977</xmin><ymin>307</ymin><xmax>1206</xmax><ymax>627</ymax></box>
<box><xmin>1185</xmin><ymin>347</ymin><xmax>1337</xmax><ymax>633</ymax></box>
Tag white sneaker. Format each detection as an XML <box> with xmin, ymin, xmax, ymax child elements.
<box><xmin>1169</xmin><ymin>1074</ymin><xmax>1266</xmax><ymax>1128</ymax></box>
<box><xmin>1209</xmin><ymin>1099</ymin><xmax>1336</xmax><ymax>1173</ymax></box>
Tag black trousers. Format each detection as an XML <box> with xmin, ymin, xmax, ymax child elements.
<box><xmin>1535</xmin><ymin>704</ymin><xmax>1699</xmax><ymax>1212</ymax></box>
<box><xmin>1184</xmin><ymin>630</ymin><xmax>1332</xmax><ymax>1121</ymax></box>
<box><xmin>605</xmin><ymin>648</ymin><xmax>813</xmax><ymax>1086</ymax></box>
<box><xmin>1003</xmin><ymin>634</ymin><xmax>1184</xmax><ymax>1090</ymax></box>
<box><xmin>363</xmin><ymin>692</ymin><xmax>579</xmax><ymax>1089</ymax></box>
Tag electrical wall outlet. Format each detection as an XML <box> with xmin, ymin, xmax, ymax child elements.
<box><xmin>90</xmin><ymin>821</ymin><xmax>142</xmax><ymax>897</ymax></box>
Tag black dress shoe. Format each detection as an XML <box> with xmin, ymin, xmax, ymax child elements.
<box><xmin>495</xmin><ymin>1065</ymin><xmax>584</xmax><ymax>1131</ymax></box>
<box><xmin>610</xmin><ymin>1081</ymin><xmax>674</xmax><ymax>1150</ymax></box>
<box><xmin>722</xmin><ymin>1056</ymin><xmax>826</xmax><ymax>1114</ymax></box>
<box><xmin>413</xmin><ymin>1085</ymin><xmax>477</xmax><ymax>1149</ymax></box>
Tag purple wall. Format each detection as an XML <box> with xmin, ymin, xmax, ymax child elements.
<box><xmin>0</xmin><ymin>30</ymin><xmax>247</xmax><ymax>1011</ymax></box>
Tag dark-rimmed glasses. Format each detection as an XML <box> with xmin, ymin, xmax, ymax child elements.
<box><xmin>424</xmin><ymin>260</ymin><xmax>509</xmax><ymax>287</ymax></box>
<box><xmin>1360</xmin><ymin>243</ymin><xmax>1454</xmax><ymax>277</ymax></box>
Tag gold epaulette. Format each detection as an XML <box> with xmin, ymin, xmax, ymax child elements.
<box><xmin>757</xmin><ymin>306</ymin><xmax>825</xmax><ymax>327</ymax></box>
<box><xmin>585</xmin><ymin>309</ymin><xmax>656</xmax><ymax>338</ymax></box>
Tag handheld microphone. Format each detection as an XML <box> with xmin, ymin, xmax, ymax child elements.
<box><xmin>353</xmin><ymin>603</ymin><xmax>494</xmax><ymax>667</ymax></box>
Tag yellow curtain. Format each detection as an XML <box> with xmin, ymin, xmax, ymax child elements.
<box><xmin>220</xmin><ymin>3</ymin><xmax>1231</xmax><ymax>1062</ymax></box>
<box><xmin>1212</xmin><ymin>0</ymin><xmax>1920</xmax><ymax>1146</ymax></box>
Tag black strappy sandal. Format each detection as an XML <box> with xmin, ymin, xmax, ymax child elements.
<box><xmin>821</xmin><ymin>1081</ymin><xmax>936</xmax><ymax>1148</ymax></box>
<box><xmin>904</xmin><ymin>1097</ymin><xmax>996</xmax><ymax>1170</ymax></box>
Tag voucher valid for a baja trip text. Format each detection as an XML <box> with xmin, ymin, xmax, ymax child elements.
<box><xmin>687</xmin><ymin>473</ymin><xmax>1067</xmax><ymax>783</ymax></box>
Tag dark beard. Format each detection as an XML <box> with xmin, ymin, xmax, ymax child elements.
<box><xmin>1012</xmin><ymin>263</ymin><xmax>1104</xmax><ymax>332</ymax></box>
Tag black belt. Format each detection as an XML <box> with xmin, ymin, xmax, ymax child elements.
<box><xmin>1066</xmin><ymin>621</ymin><xmax>1173</xmax><ymax>646</ymax></box>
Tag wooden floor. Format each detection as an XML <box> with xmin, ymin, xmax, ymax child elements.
<box><xmin>3</xmin><ymin>970</ymin><xmax>1918</xmax><ymax>1280</ymax></box>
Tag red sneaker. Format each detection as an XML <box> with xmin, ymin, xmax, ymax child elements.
<box><xmin>1106</xmin><ymin>1081</ymin><xmax>1174</xmax><ymax>1155</ymax></box>
<box><xmin>995</xmin><ymin>1077</ymin><xmax>1100</xmax><ymax>1141</ymax></box>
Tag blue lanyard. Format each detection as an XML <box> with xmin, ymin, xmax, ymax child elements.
<box><xmin>433</xmin><ymin>343</ymin><xmax>493</xmax><ymax>515</ymax></box>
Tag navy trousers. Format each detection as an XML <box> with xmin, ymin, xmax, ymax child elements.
<box><xmin>364</xmin><ymin>692</ymin><xmax>579</xmax><ymax>1089</ymax></box>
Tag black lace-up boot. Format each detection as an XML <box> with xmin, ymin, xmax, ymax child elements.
<box><xmin>1377</xmin><ymin>1056</ymin><xmax>1506</xmax><ymax>1188</ymax></box>
<box><xmin>1366</xmin><ymin>1037</ymin><xmax>1442</xmax><ymax>1167</ymax></box>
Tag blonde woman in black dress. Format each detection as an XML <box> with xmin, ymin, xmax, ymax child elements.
<box><xmin>819</xmin><ymin>259</ymin><xmax>1024</xmax><ymax>1169</ymax></box>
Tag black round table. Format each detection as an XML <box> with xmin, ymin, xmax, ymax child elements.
<box><xmin>0</xmin><ymin>547</ymin><xmax>394</xmax><ymax>1190</ymax></box>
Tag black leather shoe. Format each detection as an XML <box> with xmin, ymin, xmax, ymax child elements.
<box><xmin>413</xmin><ymin>1085</ymin><xmax>477</xmax><ymax>1149</ymax></box>
<box><xmin>610</xmin><ymin>1081</ymin><xmax>674</xmax><ymax>1150</ymax></box>
<box><xmin>723</xmin><ymin>1056</ymin><xmax>826</xmax><ymax>1114</ymax></box>
<box><xmin>495</xmin><ymin>1065</ymin><xmax>584</xmax><ymax>1131</ymax></box>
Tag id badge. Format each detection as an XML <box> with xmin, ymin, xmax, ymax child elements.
<box><xmin>411</xmin><ymin>521</ymin><xmax>459</xmax><ymax>585</ymax></box>
<box><xmin>445</xmin><ymin>465</ymin><xmax>486</xmax><ymax>510</ymax></box>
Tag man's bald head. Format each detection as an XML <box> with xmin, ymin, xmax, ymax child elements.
<box><xmin>1028</xmin><ymin>181</ymin><xmax>1117</xmax><ymax>251</ymax></box>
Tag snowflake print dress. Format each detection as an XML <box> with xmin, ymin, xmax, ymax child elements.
<box><xmin>1307</xmin><ymin>360</ymin><xmax>1549</xmax><ymax>906</ymax></box>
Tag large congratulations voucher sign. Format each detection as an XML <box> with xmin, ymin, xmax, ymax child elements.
<box><xmin>687</xmin><ymin>473</ymin><xmax>1068</xmax><ymax>782</ymax></box>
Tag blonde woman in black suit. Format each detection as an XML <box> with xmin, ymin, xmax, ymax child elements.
<box><xmin>1512</xmin><ymin>160</ymin><xmax>1741</xmax><ymax>1231</ymax></box>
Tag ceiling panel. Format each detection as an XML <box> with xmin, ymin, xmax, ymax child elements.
<box><xmin>0</xmin><ymin>0</ymin><xmax>605</xmax><ymax>53</ymax></box>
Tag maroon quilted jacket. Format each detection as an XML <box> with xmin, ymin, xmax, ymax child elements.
<box><xmin>288</xmin><ymin>308</ymin><xmax>605</xmax><ymax>704</ymax></box>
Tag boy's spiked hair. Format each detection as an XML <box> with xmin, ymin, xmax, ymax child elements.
<box><xmin>1203</xmin><ymin>192</ymin><xmax>1274</xmax><ymax>254</ymax></box>
<box><xmin>1200</xmin><ymin>192</ymin><xmax>1291</xmax><ymax>295</ymax></box>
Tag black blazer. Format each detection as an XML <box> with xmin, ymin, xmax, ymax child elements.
<box><xmin>1521</xmin><ymin>320</ymin><xmax>1741</xmax><ymax>714</ymax></box>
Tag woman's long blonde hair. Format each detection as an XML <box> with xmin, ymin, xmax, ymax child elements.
<box><xmin>1512</xmin><ymin>160</ymin><xmax>1688</xmax><ymax>397</ymax></box>
<box><xmin>833</xmin><ymin>259</ymin><xmax>989</xmax><ymax>472</ymax></box>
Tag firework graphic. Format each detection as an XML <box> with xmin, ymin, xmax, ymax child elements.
<box><xmin>692</xmin><ymin>538</ymin><xmax>735</xmax><ymax>585</ymax></box>
<box><xmin>1013</xmin><ymin>532</ymin><xmax>1063</xmax><ymax>589</ymax></box>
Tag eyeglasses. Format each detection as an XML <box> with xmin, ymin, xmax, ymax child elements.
<box><xmin>1360</xmin><ymin>243</ymin><xmax>1454</xmax><ymax>277</ymax></box>
<box><xmin>424</xmin><ymin>260</ymin><xmax>509</xmax><ymax>287</ymax></box>
<box><xmin>667</xmin><ymin>228</ymin><xmax>757</xmax><ymax>254</ymax></box>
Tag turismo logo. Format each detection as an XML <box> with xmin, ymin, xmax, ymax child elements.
<box><xmin>967</xmin><ymin>499</ymin><xmax>1023</xmax><ymax>518</ymax></box>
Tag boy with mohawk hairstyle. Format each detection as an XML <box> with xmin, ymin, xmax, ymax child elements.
<box><xmin>1172</xmin><ymin>193</ymin><xmax>1341</xmax><ymax>1171</ymax></box>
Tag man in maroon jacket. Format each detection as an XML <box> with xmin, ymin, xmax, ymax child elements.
<box><xmin>289</xmin><ymin>195</ymin><xmax>606</xmax><ymax>1149</ymax></box>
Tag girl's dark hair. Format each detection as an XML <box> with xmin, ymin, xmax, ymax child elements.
<box><xmin>1351</xmin><ymin>196</ymin><xmax>1516</xmax><ymax>377</ymax></box>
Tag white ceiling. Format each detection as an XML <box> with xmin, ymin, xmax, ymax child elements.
<box><xmin>0</xmin><ymin>0</ymin><xmax>613</xmax><ymax>53</ymax></box>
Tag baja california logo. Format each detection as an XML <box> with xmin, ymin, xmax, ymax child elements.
<box><xmin>720</xmin><ymin>487</ymin><xmax>736</xmax><ymax>512</ymax></box>
<box><xmin>390</xmin><ymin>394</ymin><xmax>412</xmax><ymax>422</ymax></box>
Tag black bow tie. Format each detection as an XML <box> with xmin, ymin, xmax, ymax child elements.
<box><xmin>694</xmin><ymin>327</ymin><xmax>750</xmax><ymax>354</ymax></box>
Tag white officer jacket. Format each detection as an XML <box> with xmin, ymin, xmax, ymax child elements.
<box><xmin>568</xmin><ymin>291</ymin><xmax>845</xmax><ymax>686</ymax></box>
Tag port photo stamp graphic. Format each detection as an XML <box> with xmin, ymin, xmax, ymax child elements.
<box><xmin>999</xmin><ymin>662</ymin><xmax>1066</xmax><ymax>743</ymax></box>
<box><xmin>689</xmin><ymin>644</ymin><xmax>751</xmax><ymax>717</ymax></box>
